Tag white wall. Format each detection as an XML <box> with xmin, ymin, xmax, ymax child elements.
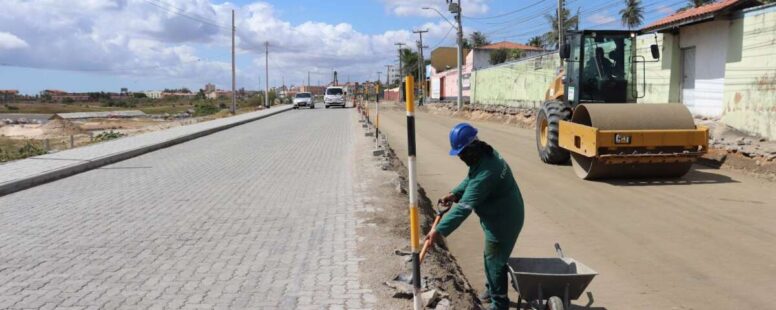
<box><xmin>679</xmin><ymin>20</ymin><xmax>730</xmax><ymax>117</ymax></box>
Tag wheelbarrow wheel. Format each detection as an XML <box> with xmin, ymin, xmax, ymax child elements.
<box><xmin>546</xmin><ymin>296</ymin><xmax>564</xmax><ymax>310</ymax></box>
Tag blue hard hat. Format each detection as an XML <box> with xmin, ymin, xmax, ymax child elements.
<box><xmin>449</xmin><ymin>123</ymin><xmax>478</xmax><ymax>156</ymax></box>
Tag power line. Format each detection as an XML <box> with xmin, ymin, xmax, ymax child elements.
<box><xmin>141</xmin><ymin>0</ymin><xmax>230</xmax><ymax>30</ymax></box>
<box><xmin>487</xmin><ymin>0</ymin><xmax>687</xmax><ymax>41</ymax></box>
<box><xmin>430</xmin><ymin>26</ymin><xmax>456</xmax><ymax>50</ymax></box>
<box><xmin>462</xmin><ymin>0</ymin><xmax>549</xmax><ymax>20</ymax></box>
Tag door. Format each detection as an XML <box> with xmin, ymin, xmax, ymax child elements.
<box><xmin>681</xmin><ymin>47</ymin><xmax>696</xmax><ymax>108</ymax></box>
<box><xmin>440</xmin><ymin>77</ymin><xmax>446</xmax><ymax>99</ymax></box>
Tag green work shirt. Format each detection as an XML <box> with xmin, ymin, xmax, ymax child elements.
<box><xmin>436</xmin><ymin>150</ymin><xmax>525</xmax><ymax>243</ymax></box>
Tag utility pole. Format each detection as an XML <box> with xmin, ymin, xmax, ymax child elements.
<box><xmin>394</xmin><ymin>43</ymin><xmax>406</xmax><ymax>77</ymax></box>
<box><xmin>265</xmin><ymin>41</ymin><xmax>269</xmax><ymax>108</ymax></box>
<box><xmin>413</xmin><ymin>29</ymin><xmax>429</xmax><ymax>105</ymax></box>
<box><xmin>450</xmin><ymin>0</ymin><xmax>464</xmax><ymax>111</ymax></box>
<box><xmin>230</xmin><ymin>9</ymin><xmax>236</xmax><ymax>114</ymax></box>
<box><xmin>385</xmin><ymin>65</ymin><xmax>392</xmax><ymax>85</ymax></box>
<box><xmin>558</xmin><ymin>0</ymin><xmax>564</xmax><ymax>52</ymax></box>
<box><xmin>395</xmin><ymin>42</ymin><xmax>406</xmax><ymax>101</ymax></box>
<box><xmin>307</xmin><ymin>71</ymin><xmax>311</xmax><ymax>90</ymax></box>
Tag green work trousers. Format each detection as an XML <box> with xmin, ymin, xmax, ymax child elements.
<box><xmin>484</xmin><ymin>237</ymin><xmax>517</xmax><ymax>310</ymax></box>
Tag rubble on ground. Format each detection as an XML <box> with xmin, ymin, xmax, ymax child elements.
<box><xmin>422</xmin><ymin>102</ymin><xmax>536</xmax><ymax>129</ymax></box>
<box><xmin>696</xmin><ymin>116</ymin><xmax>776</xmax><ymax>180</ymax></box>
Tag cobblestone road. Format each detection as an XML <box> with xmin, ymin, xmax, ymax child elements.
<box><xmin>0</xmin><ymin>105</ymin><xmax>376</xmax><ymax>309</ymax></box>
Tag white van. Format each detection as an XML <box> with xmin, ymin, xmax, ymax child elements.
<box><xmin>324</xmin><ymin>86</ymin><xmax>345</xmax><ymax>109</ymax></box>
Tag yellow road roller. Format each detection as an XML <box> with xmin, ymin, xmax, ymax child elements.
<box><xmin>536</xmin><ymin>30</ymin><xmax>708</xmax><ymax>180</ymax></box>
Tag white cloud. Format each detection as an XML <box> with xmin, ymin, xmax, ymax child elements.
<box><xmin>588</xmin><ymin>13</ymin><xmax>617</xmax><ymax>25</ymax></box>
<box><xmin>0</xmin><ymin>0</ymin><xmax>457</xmax><ymax>90</ymax></box>
<box><xmin>0</xmin><ymin>32</ymin><xmax>29</xmax><ymax>50</ymax></box>
<box><xmin>382</xmin><ymin>0</ymin><xmax>489</xmax><ymax>17</ymax></box>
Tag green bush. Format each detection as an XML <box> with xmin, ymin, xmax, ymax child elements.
<box><xmin>18</xmin><ymin>142</ymin><xmax>47</xmax><ymax>158</ymax></box>
<box><xmin>1</xmin><ymin>141</ymin><xmax>48</xmax><ymax>162</ymax></box>
<box><xmin>94</xmin><ymin>130</ymin><xmax>125</xmax><ymax>142</ymax></box>
<box><xmin>194</xmin><ymin>102</ymin><xmax>220</xmax><ymax>116</ymax></box>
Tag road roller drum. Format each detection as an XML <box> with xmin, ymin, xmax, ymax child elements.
<box><xmin>559</xmin><ymin>104</ymin><xmax>708</xmax><ymax>180</ymax></box>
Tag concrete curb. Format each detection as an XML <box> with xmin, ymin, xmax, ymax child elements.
<box><xmin>0</xmin><ymin>105</ymin><xmax>294</xmax><ymax>197</ymax></box>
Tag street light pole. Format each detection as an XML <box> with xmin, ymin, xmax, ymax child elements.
<box><xmin>265</xmin><ymin>41</ymin><xmax>269</xmax><ymax>108</ymax></box>
<box><xmin>230</xmin><ymin>9</ymin><xmax>236</xmax><ymax>114</ymax></box>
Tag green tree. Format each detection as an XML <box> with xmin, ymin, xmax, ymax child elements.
<box><xmin>469</xmin><ymin>31</ymin><xmax>490</xmax><ymax>48</ymax></box>
<box><xmin>490</xmin><ymin>49</ymin><xmax>509</xmax><ymax>65</ymax></box>
<box><xmin>195</xmin><ymin>89</ymin><xmax>206</xmax><ymax>100</ymax></box>
<box><xmin>399</xmin><ymin>48</ymin><xmax>421</xmax><ymax>81</ymax></box>
<box><xmin>527</xmin><ymin>36</ymin><xmax>543</xmax><ymax>48</ymax></box>
<box><xmin>620</xmin><ymin>0</ymin><xmax>644</xmax><ymax>30</ymax></box>
<box><xmin>678</xmin><ymin>0</ymin><xmax>714</xmax><ymax>11</ymax></box>
<box><xmin>544</xmin><ymin>7</ymin><xmax>579</xmax><ymax>49</ymax></box>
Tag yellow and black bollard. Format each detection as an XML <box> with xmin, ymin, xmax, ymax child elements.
<box><xmin>405</xmin><ymin>75</ymin><xmax>422</xmax><ymax>310</ymax></box>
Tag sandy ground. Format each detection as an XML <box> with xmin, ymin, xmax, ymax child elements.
<box><xmin>369</xmin><ymin>102</ymin><xmax>776</xmax><ymax>309</ymax></box>
<box><xmin>352</xmin><ymin>110</ymin><xmax>480</xmax><ymax>309</ymax></box>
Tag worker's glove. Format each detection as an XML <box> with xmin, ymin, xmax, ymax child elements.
<box><xmin>439</xmin><ymin>193</ymin><xmax>459</xmax><ymax>207</ymax></box>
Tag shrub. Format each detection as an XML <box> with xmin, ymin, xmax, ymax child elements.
<box><xmin>194</xmin><ymin>102</ymin><xmax>220</xmax><ymax>116</ymax></box>
<box><xmin>19</xmin><ymin>142</ymin><xmax>46</xmax><ymax>156</ymax></box>
<box><xmin>94</xmin><ymin>130</ymin><xmax>125</xmax><ymax>142</ymax></box>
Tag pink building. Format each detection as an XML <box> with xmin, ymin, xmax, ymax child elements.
<box><xmin>429</xmin><ymin>50</ymin><xmax>473</xmax><ymax>101</ymax></box>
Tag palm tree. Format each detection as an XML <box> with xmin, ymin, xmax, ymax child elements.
<box><xmin>544</xmin><ymin>7</ymin><xmax>579</xmax><ymax>49</ymax></box>
<box><xmin>527</xmin><ymin>36</ymin><xmax>543</xmax><ymax>47</ymax></box>
<box><xmin>469</xmin><ymin>31</ymin><xmax>491</xmax><ymax>48</ymax></box>
<box><xmin>620</xmin><ymin>0</ymin><xmax>644</xmax><ymax>30</ymax></box>
<box><xmin>678</xmin><ymin>0</ymin><xmax>714</xmax><ymax>11</ymax></box>
<box><xmin>399</xmin><ymin>48</ymin><xmax>420</xmax><ymax>81</ymax></box>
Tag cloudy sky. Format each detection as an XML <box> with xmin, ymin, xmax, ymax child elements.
<box><xmin>0</xmin><ymin>0</ymin><xmax>681</xmax><ymax>94</ymax></box>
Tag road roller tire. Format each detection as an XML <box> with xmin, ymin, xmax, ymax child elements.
<box><xmin>536</xmin><ymin>100</ymin><xmax>572</xmax><ymax>164</ymax></box>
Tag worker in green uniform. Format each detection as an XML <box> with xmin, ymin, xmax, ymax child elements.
<box><xmin>425</xmin><ymin>123</ymin><xmax>525</xmax><ymax>310</ymax></box>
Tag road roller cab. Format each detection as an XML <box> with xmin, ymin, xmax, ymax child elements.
<box><xmin>536</xmin><ymin>30</ymin><xmax>709</xmax><ymax>180</ymax></box>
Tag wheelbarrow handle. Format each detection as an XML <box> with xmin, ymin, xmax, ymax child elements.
<box><xmin>554</xmin><ymin>243</ymin><xmax>565</xmax><ymax>258</ymax></box>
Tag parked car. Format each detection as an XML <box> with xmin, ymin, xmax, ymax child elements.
<box><xmin>324</xmin><ymin>87</ymin><xmax>346</xmax><ymax>109</ymax></box>
<box><xmin>293</xmin><ymin>92</ymin><xmax>314</xmax><ymax>109</ymax></box>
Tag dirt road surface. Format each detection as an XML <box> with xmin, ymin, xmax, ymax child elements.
<box><xmin>371</xmin><ymin>102</ymin><xmax>776</xmax><ymax>309</ymax></box>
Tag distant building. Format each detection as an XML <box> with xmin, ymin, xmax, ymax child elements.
<box><xmin>290</xmin><ymin>85</ymin><xmax>325</xmax><ymax>96</ymax></box>
<box><xmin>41</xmin><ymin>90</ymin><xmax>90</xmax><ymax>102</ymax></box>
<box><xmin>144</xmin><ymin>90</ymin><xmax>162</xmax><ymax>99</ymax></box>
<box><xmin>161</xmin><ymin>92</ymin><xmax>195</xmax><ymax>99</ymax></box>
<box><xmin>206</xmin><ymin>90</ymin><xmax>232</xmax><ymax>100</ymax></box>
<box><xmin>204</xmin><ymin>83</ymin><xmax>216</xmax><ymax>93</ymax></box>
<box><xmin>0</xmin><ymin>90</ymin><xmax>19</xmax><ymax>102</ymax></box>
<box><xmin>430</xmin><ymin>47</ymin><xmax>471</xmax><ymax>74</ymax></box>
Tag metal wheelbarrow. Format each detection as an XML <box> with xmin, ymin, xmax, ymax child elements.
<box><xmin>507</xmin><ymin>243</ymin><xmax>597</xmax><ymax>310</ymax></box>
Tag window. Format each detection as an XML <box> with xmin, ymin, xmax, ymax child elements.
<box><xmin>295</xmin><ymin>93</ymin><xmax>311</xmax><ymax>98</ymax></box>
<box><xmin>326</xmin><ymin>88</ymin><xmax>343</xmax><ymax>95</ymax></box>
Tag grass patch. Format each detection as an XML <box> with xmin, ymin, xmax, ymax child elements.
<box><xmin>0</xmin><ymin>138</ymin><xmax>47</xmax><ymax>162</ymax></box>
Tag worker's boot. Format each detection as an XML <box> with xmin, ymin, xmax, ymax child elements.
<box><xmin>478</xmin><ymin>284</ymin><xmax>490</xmax><ymax>302</ymax></box>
